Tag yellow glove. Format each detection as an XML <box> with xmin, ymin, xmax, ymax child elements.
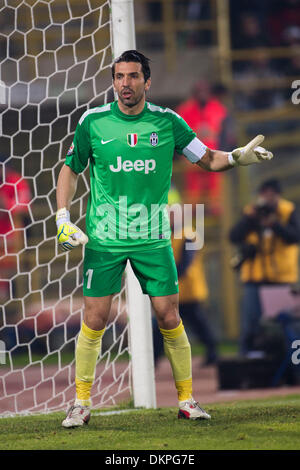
<box><xmin>228</xmin><ymin>135</ymin><xmax>273</xmax><ymax>166</ymax></box>
<box><xmin>56</xmin><ymin>207</ymin><xmax>88</xmax><ymax>252</ymax></box>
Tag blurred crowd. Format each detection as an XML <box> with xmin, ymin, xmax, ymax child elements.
<box><xmin>141</xmin><ymin>0</ymin><xmax>300</xmax><ymax>111</ymax></box>
<box><xmin>230</xmin><ymin>0</ymin><xmax>300</xmax><ymax>111</ymax></box>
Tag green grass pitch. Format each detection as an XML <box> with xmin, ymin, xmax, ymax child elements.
<box><xmin>1</xmin><ymin>395</ymin><xmax>300</xmax><ymax>450</ymax></box>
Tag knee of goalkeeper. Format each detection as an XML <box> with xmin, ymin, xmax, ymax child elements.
<box><xmin>56</xmin><ymin>207</ymin><xmax>88</xmax><ymax>252</ymax></box>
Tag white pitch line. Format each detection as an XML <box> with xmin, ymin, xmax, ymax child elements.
<box><xmin>92</xmin><ymin>408</ymin><xmax>144</xmax><ymax>416</ymax></box>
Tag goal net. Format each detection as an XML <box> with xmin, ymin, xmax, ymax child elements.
<box><xmin>0</xmin><ymin>0</ymin><xmax>152</xmax><ymax>417</ymax></box>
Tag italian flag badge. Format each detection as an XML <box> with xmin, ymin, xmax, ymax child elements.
<box><xmin>127</xmin><ymin>133</ymin><xmax>138</xmax><ymax>147</ymax></box>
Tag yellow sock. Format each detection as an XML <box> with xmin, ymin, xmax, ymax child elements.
<box><xmin>160</xmin><ymin>320</ymin><xmax>192</xmax><ymax>402</ymax></box>
<box><xmin>75</xmin><ymin>321</ymin><xmax>105</xmax><ymax>406</ymax></box>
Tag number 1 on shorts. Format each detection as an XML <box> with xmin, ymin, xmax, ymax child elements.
<box><xmin>86</xmin><ymin>269</ymin><xmax>94</xmax><ymax>289</ymax></box>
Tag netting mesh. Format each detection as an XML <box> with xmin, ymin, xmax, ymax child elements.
<box><xmin>0</xmin><ymin>0</ymin><xmax>132</xmax><ymax>416</ymax></box>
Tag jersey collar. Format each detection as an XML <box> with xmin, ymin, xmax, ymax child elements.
<box><xmin>112</xmin><ymin>100</ymin><xmax>147</xmax><ymax>120</ymax></box>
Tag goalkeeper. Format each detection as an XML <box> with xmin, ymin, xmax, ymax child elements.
<box><xmin>56</xmin><ymin>50</ymin><xmax>273</xmax><ymax>427</ymax></box>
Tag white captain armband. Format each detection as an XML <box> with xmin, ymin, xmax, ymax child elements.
<box><xmin>182</xmin><ymin>137</ymin><xmax>207</xmax><ymax>163</ymax></box>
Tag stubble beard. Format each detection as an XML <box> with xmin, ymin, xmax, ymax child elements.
<box><xmin>118</xmin><ymin>89</ymin><xmax>145</xmax><ymax>109</ymax></box>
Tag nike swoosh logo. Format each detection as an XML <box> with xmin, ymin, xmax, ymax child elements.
<box><xmin>101</xmin><ymin>138</ymin><xmax>115</xmax><ymax>145</ymax></box>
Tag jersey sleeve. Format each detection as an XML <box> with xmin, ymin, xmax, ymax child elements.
<box><xmin>170</xmin><ymin>109</ymin><xmax>197</xmax><ymax>154</ymax></box>
<box><xmin>65</xmin><ymin>115</ymin><xmax>92</xmax><ymax>174</ymax></box>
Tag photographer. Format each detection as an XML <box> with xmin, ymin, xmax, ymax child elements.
<box><xmin>229</xmin><ymin>179</ymin><xmax>300</xmax><ymax>355</ymax></box>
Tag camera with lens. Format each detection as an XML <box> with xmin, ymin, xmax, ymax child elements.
<box><xmin>230</xmin><ymin>243</ymin><xmax>257</xmax><ymax>270</ymax></box>
<box><xmin>255</xmin><ymin>202</ymin><xmax>276</xmax><ymax>219</ymax></box>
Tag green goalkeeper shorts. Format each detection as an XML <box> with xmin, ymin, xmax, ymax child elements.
<box><xmin>83</xmin><ymin>245</ymin><xmax>179</xmax><ymax>297</ymax></box>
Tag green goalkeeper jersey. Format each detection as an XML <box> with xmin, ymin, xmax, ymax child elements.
<box><xmin>65</xmin><ymin>100</ymin><xmax>196</xmax><ymax>252</ymax></box>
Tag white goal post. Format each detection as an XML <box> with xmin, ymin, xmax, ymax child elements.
<box><xmin>0</xmin><ymin>0</ymin><xmax>156</xmax><ymax>416</ymax></box>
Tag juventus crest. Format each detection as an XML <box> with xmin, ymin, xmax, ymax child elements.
<box><xmin>150</xmin><ymin>132</ymin><xmax>158</xmax><ymax>146</ymax></box>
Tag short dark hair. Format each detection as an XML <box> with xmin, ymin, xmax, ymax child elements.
<box><xmin>112</xmin><ymin>50</ymin><xmax>151</xmax><ymax>82</ymax></box>
<box><xmin>258</xmin><ymin>179</ymin><xmax>281</xmax><ymax>194</ymax></box>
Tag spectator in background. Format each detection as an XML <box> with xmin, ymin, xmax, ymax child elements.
<box><xmin>234</xmin><ymin>50</ymin><xmax>285</xmax><ymax>111</ymax></box>
<box><xmin>283</xmin><ymin>47</ymin><xmax>300</xmax><ymax>101</ymax></box>
<box><xmin>176</xmin><ymin>1</ymin><xmax>212</xmax><ymax>47</ymax></box>
<box><xmin>0</xmin><ymin>156</ymin><xmax>31</xmax><ymax>234</ymax></box>
<box><xmin>274</xmin><ymin>25</ymin><xmax>300</xmax><ymax>76</ymax></box>
<box><xmin>152</xmin><ymin>186</ymin><xmax>218</xmax><ymax>368</ymax></box>
<box><xmin>0</xmin><ymin>155</ymin><xmax>32</xmax><ymax>299</ymax></box>
<box><xmin>211</xmin><ymin>83</ymin><xmax>237</xmax><ymax>151</ymax></box>
<box><xmin>268</xmin><ymin>0</ymin><xmax>300</xmax><ymax>47</ymax></box>
<box><xmin>146</xmin><ymin>1</ymin><xmax>212</xmax><ymax>48</ymax></box>
<box><xmin>229</xmin><ymin>179</ymin><xmax>300</xmax><ymax>356</ymax></box>
<box><xmin>176</xmin><ymin>79</ymin><xmax>236</xmax><ymax>214</ymax></box>
<box><xmin>232</xmin><ymin>12</ymin><xmax>269</xmax><ymax>51</ymax></box>
<box><xmin>282</xmin><ymin>25</ymin><xmax>300</xmax><ymax>48</ymax></box>
<box><xmin>146</xmin><ymin>1</ymin><xmax>161</xmax><ymax>22</ymax></box>
<box><xmin>284</xmin><ymin>47</ymin><xmax>300</xmax><ymax>77</ymax></box>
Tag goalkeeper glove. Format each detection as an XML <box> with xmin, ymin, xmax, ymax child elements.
<box><xmin>56</xmin><ymin>207</ymin><xmax>88</xmax><ymax>252</ymax></box>
<box><xmin>228</xmin><ymin>135</ymin><xmax>273</xmax><ymax>166</ymax></box>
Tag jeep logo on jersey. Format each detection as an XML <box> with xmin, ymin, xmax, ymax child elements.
<box><xmin>127</xmin><ymin>133</ymin><xmax>138</xmax><ymax>147</ymax></box>
<box><xmin>150</xmin><ymin>132</ymin><xmax>158</xmax><ymax>146</ymax></box>
<box><xmin>109</xmin><ymin>156</ymin><xmax>156</xmax><ymax>174</ymax></box>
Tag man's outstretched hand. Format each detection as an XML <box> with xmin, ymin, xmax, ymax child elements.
<box><xmin>230</xmin><ymin>135</ymin><xmax>273</xmax><ymax>166</ymax></box>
